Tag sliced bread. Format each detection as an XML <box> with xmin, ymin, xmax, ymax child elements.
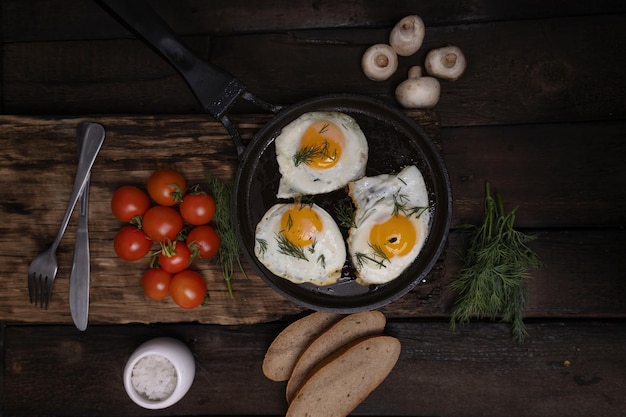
<box><xmin>262</xmin><ymin>311</ymin><xmax>343</xmax><ymax>381</ymax></box>
<box><xmin>286</xmin><ymin>335</ymin><xmax>401</xmax><ymax>417</ymax></box>
<box><xmin>285</xmin><ymin>310</ymin><xmax>386</xmax><ymax>403</ymax></box>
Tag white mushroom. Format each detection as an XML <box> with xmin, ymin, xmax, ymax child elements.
<box><xmin>361</xmin><ymin>43</ymin><xmax>398</xmax><ymax>81</ymax></box>
<box><xmin>425</xmin><ymin>46</ymin><xmax>467</xmax><ymax>81</ymax></box>
<box><xmin>389</xmin><ymin>15</ymin><xmax>425</xmax><ymax>56</ymax></box>
<box><xmin>395</xmin><ymin>66</ymin><xmax>441</xmax><ymax>109</ymax></box>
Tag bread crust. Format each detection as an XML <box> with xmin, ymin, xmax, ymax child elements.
<box><xmin>262</xmin><ymin>311</ymin><xmax>343</xmax><ymax>381</ymax></box>
<box><xmin>286</xmin><ymin>335</ymin><xmax>401</xmax><ymax>417</ymax></box>
<box><xmin>285</xmin><ymin>310</ymin><xmax>386</xmax><ymax>402</ymax></box>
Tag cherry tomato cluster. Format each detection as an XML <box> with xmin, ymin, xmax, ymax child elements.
<box><xmin>111</xmin><ymin>168</ymin><xmax>221</xmax><ymax>309</ymax></box>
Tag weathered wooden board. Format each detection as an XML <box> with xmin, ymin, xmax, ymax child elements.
<box><xmin>3</xmin><ymin>320</ymin><xmax>625</xmax><ymax>416</ymax></box>
<box><xmin>1</xmin><ymin>115</ymin><xmax>624</xmax><ymax>325</ymax></box>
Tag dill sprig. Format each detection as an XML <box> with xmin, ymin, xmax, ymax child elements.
<box><xmin>293</xmin><ymin>140</ymin><xmax>337</xmax><ymax>167</ymax></box>
<box><xmin>276</xmin><ymin>232</ymin><xmax>309</xmax><ymax>261</ymax></box>
<box><xmin>256</xmin><ymin>238</ymin><xmax>268</xmax><ymax>256</ymax></box>
<box><xmin>355</xmin><ymin>244</ymin><xmax>389</xmax><ymax>269</ymax></box>
<box><xmin>449</xmin><ymin>181</ymin><xmax>542</xmax><ymax>342</ymax></box>
<box><xmin>392</xmin><ymin>191</ymin><xmax>429</xmax><ymax>218</ymax></box>
<box><xmin>308</xmin><ymin>239</ymin><xmax>317</xmax><ymax>254</ymax></box>
<box><xmin>204</xmin><ymin>171</ymin><xmax>247</xmax><ymax>299</ymax></box>
<box><xmin>317</xmin><ymin>254</ymin><xmax>326</xmax><ymax>269</ymax></box>
<box><xmin>335</xmin><ymin>202</ymin><xmax>356</xmax><ymax>228</ymax></box>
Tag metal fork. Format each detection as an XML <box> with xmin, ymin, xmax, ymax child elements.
<box><xmin>28</xmin><ymin>122</ymin><xmax>106</xmax><ymax>309</ymax></box>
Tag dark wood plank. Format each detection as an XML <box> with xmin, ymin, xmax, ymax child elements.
<box><xmin>4</xmin><ymin>14</ymin><xmax>625</xmax><ymax>126</ymax></box>
<box><xmin>4</xmin><ymin>0</ymin><xmax>626</xmax><ymax>41</ymax></box>
<box><xmin>208</xmin><ymin>16</ymin><xmax>626</xmax><ymax>128</ymax></box>
<box><xmin>386</xmin><ymin>229</ymin><xmax>626</xmax><ymax>320</ymax></box>
<box><xmin>3</xmin><ymin>320</ymin><xmax>625</xmax><ymax>416</ymax></box>
<box><xmin>444</xmin><ymin>121</ymin><xmax>626</xmax><ymax>228</ymax></box>
<box><xmin>444</xmin><ymin>230</ymin><xmax>626</xmax><ymax>319</ymax></box>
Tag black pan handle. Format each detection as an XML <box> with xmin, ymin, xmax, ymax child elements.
<box><xmin>98</xmin><ymin>0</ymin><xmax>281</xmax><ymax>156</ymax></box>
<box><xmin>99</xmin><ymin>0</ymin><xmax>244</xmax><ymax>120</ymax></box>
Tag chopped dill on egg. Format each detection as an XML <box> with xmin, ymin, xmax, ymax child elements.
<box><xmin>275</xmin><ymin>232</ymin><xmax>308</xmax><ymax>261</ymax></box>
<box><xmin>392</xmin><ymin>190</ymin><xmax>430</xmax><ymax>218</ymax></box>
<box><xmin>317</xmin><ymin>254</ymin><xmax>326</xmax><ymax>269</ymax></box>
<box><xmin>285</xmin><ymin>213</ymin><xmax>294</xmax><ymax>230</ymax></box>
<box><xmin>256</xmin><ymin>238</ymin><xmax>268</xmax><ymax>256</ymax></box>
<box><xmin>371</xmin><ymin>244</ymin><xmax>390</xmax><ymax>262</ymax></box>
<box><xmin>335</xmin><ymin>203</ymin><xmax>356</xmax><ymax>228</ymax></box>
<box><xmin>293</xmin><ymin>140</ymin><xmax>337</xmax><ymax>167</ymax></box>
<box><xmin>298</xmin><ymin>197</ymin><xmax>315</xmax><ymax>207</ymax></box>
<box><xmin>308</xmin><ymin>239</ymin><xmax>318</xmax><ymax>254</ymax></box>
<box><xmin>318</xmin><ymin>123</ymin><xmax>330</xmax><ymax>134</ymax></box>
<box><xmin>355</xmin><ymin>244</ymin><xmax>389</xmax><ymax>270</ymax></box>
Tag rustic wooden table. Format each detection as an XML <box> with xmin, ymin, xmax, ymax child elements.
<box><xmin>1</xmin><ymin>1</ymin><xmax>625</xmax><ymax>416</ymax></box>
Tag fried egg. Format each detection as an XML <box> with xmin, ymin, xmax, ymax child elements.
<box><xmin>275</xmin><ymin>112</ymin><xmax>368</xmax><ymax>198</ymax></box>
<box><xmin>254</xmin><ymin>202</ymin><xmax>346</xmax><ymax>286</ymax></box>
<box><xmin>347</xmin><ymin>165</ymin><xmax>431</xmax><ymax>285</ymax></box>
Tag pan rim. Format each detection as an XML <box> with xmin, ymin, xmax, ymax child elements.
<box><xmin>232</xmin><ymin>93</ymin><xmax>452</xmax><ymax>313</ymax></box>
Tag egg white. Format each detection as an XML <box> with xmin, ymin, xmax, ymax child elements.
<box><xmin>275</xmin><ymin>111</ymin><xmax>368</xmax><ymax>199</ymax></box>
<box><xmin>254</xmin><ymin>203</ymin><xmax>346</xmax><ymax>286</ymax></box>
<box><xmin>347</xmin><ymin>165</ymin><xmax>431</xmax><ymax>285</ymax></box>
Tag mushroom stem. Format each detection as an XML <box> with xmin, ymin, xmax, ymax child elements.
<box><xmin>425</xmin><ymin>46</ymin><xmax>467</xmax><ymax>81</ymax></box>
<box><xmin>389</xmin><ymin>15</ymin><xmax>425</xmax><ymax>56</ymax></box>
<box><xmin>443</xmin><ymin>53</ymin><xmax>458</xmax><ymax>68</ymax></box>
<box><xmin>402</xmin><ymin>20</ymin><xmax>414</xmax><ymax>30</ymax></box>
<box><xmin>375</xmin><ymin>54</ymin><xmax>390</xmax><ymax>68</ymax></box>
<box><xmin>361</xmin><ymin>44</ymin><xmax>399</xmax><ymax>81</ymax></box>
<box><xmin>407</xmin><ymin>66</ymin><xmax>422</xmax><ymax>79</ymax></box>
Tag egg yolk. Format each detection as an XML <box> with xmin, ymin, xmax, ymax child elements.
<box><xmin>297</xmin><ymin>120</ymin><xmax>345</xmax><ymax>169</ymax></box>
<box><xmin>280</xmin><ymin>205</ymin><xmax>323</xmax><ymax>247</ymax></box>
<box><xmin>369</xmin><ymin>215</ymin><xmax>418</xmax><ymax>259</ymax></box>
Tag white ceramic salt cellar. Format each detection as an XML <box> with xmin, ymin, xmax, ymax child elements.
<box><xmin>123</xmin><ymin>337</ymin><xmax>196</xmax><ymax>409</ymax></box>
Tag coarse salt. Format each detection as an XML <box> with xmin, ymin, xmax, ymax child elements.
<box><xmin>131</xmin><ymin>354</ymin><xmax>178</xmax><ymax>401</ymax></box>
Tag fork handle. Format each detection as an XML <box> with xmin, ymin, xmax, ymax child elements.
<box><xmin>51</xmin><ymin>122</ymin><xmax>105</xmax><ymax>250</ymax></box>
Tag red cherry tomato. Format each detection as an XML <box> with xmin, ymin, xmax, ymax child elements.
<box><xmin>180</xmin><ymin>191</ymin><xmax>216</xmax><ymax>225</ymax></box>
<box><xmin>111</xmin><ymin>185</ymin><xmax>151</xmax><ymax>222</ymax></box>
<box><xmin>142</xmin><ymin>268</ymin><xmax>173</xmax><ymax>300</ymax></box>
<box><xmin>187</xmin><ymin>225</ymin><xmax>221</xmax><ymax>259</ymax></box>
<box><xmin>114</xmin><ymin>225</ymin><xmax>152</xmax><ymax>261</ymax></box>
<box><xmin>170</xmin><ymin>270</ymin><xmax>207</xmax><ymax>309</ymax></box>
<box><xmin>147</xmin><ymin>169</ymin><xmax>186</xmax><ymax>206</ymax></box>
<box><xmin>142</xmin><ymin>205</ymin><xmax>183</xmax><ymax>243</ymax></box>
<box><xmin>158</xmin><ymin>241</ymin><xmax>193</xmax><ymax>274</ymax></box>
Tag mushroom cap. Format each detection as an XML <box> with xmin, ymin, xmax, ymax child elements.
<box><xmin>389</xmin><ymin>15</ymin><xmax>425</xmax><ymax>56</ymax></box>
<box><xmin>361</xmin><ymin>43</ymin><xmax>399</xmax><ymax>81</ymax></box>
<box><xmin>395</xmin><ymin>76</ymin><xmax>441</xmax><ymax>109</ymax></box>
<box><xmin>425</xmin><ymin>46</ymin><xmax>467</xmax><ymax>81</ymax></box>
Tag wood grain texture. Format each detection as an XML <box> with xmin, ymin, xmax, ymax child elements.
<box><xmin>0</xmin><ymin>113</ymin><xmax>436</xmax><ymax>325</ymax></box>
<box><xmin>3</xmin><ymin>12</ymin><xmax>626</xmax><ymax>127</ymax></box>
<box><xmin>1</xmin><ymin>115</ymin><xmax>624</xmax><ymax>325</ymax></box>
<box><xmin>2</xmin><ymin>1</ymin><xmax>626</xmax><ymax>415</ymax></box>
<box><xmin>4</xmin><ymin>0</ymin><xmax>626</xmax><ymax>40</ymax></box>
<box><xmin>3</xmin><ymin>320</ymin><xmax>625</xmax><ymax>416</ymax></box>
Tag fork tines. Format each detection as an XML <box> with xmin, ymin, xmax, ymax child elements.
<box><xmin>29</xmin><ymin>273</ymin><xmax>51</xmax><ymax>309</ymax></box>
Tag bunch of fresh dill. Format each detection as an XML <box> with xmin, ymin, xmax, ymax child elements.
<box><xmin>449</xmin><ymin>181</ymin><xmax>542</xmax><ymax>342</ymax></box>
<box><xmin>205</xmin><ymin>171</ymin><xmax>247</xmax><ymax>299</ymax></box>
